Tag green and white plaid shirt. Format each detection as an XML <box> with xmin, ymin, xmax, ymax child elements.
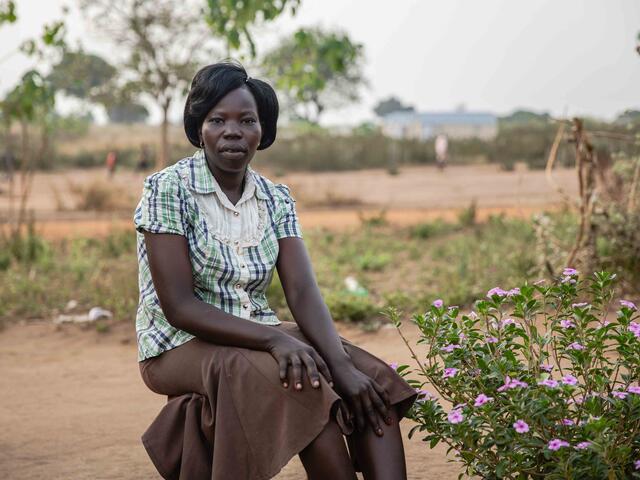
<box><xmin>133</xmin><ymin>150</ymin><xmax>302</xmax><ymax>361</ymax></box>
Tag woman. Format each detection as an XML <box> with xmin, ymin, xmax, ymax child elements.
<box><xmin>135</xmin><ymin>61</ymin><xmax>417</xmax><ymax>480</ymax></box>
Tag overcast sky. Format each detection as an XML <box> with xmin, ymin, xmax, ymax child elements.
<box><xmin>1</xmin><ymin>0</ymin><xmax>639</xmax><ymax>125</ymax></box>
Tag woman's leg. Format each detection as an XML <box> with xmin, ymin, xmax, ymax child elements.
<box><xmin>299</xmin><ymin>419</ymin><xmax>358</xmax><ymax>480</ymax></box>
<box><xmin>348</xmin><ymin>406</ymin><xmax>407</xmax><ymax>480</ymax></box>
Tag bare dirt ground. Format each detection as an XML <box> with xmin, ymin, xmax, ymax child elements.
<box><xmin>0</xmin><ymin>319</ymin><xmax>458</xmax><ymax>480</ymax></box>
<box><xmin>0</xmin><ymin>164</ymin><xmax>579</xmax><ymax>478</ymax></box>
<box><xmin>0</xmin><ymin>163</ymin><xmax>577</xmax><ymax>238</ymax></box>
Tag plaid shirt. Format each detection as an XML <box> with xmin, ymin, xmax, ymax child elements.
<box><xmin>133</xmin><ymin>150</ymin><xmax>302</xmax><ymax>361</ymax></box>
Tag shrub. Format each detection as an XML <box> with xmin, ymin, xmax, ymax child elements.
<box><xmin>389</xmin><ymin>270</ymin><xmax>640</xmax><ymax>478</ymax></box>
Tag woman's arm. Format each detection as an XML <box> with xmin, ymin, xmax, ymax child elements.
<box><xmin>144</xmin><ymin>232</ymin><xmax>331</xmax><ymax>389</ymax></box>
<box><xmin>277</xmin><ymin>237</ymin><xmax>391</xmax><ymax>434</ymax></box>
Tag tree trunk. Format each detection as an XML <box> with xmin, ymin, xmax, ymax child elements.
<box><xmin>158</xmin><ymin>100</ymin><xmax>171</xmax><ymax>169</ymax></box>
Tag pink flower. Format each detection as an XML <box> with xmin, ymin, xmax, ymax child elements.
<box><xmin>548</xmin><ymin>439</ymin><xmax>570</xmax><ymax>451</ymax></box>
<box><xmin>568</xmin><ymin>395</ymin><xmax>585</xmax><ymax>405</ymax></box>
<box><xmin>389</xmin><ymin>362</ymin><xmax>399</xmax><ymax>371</ymax></box>
<box><xmin>443</xmin><ymin>367</ymin><xmax>458</xmax><ymax>379</ymax></box>
<box><xmin>561</xmin><ymin>276</ymin><xmax>577</xmax><ymax>284</ymax></box>
<box><xmin>453</xmin><ymin>402</ymin><xmax>467</xmax><ymax>410</ymax></box>
<box><xmin>621</xmin><ymin>300</ymin><xmax>637</xmax><ymax>310</ymax></box>
<box><xmin>415</xmin><ymin>388</ymin><xmax>436</xmax><ymax>401</ymax></box>
<box><xmin>559</xmin><ymin>319</ymin><xmax>575</xmax><ymax>329</ymax></box>
<box><xmin>568</xmin><ymin>342</ymin><xmax>586</xmax><ymax>351</ymax></box>
<box><xmin>432</xmin><ymin>299</ymin><xmax>444</xmax><ymax>308</ymax></box>
<box><xmin>513</xmin><ymin>419</ymin><xmax>529</xmax><ymax>433</ymax></box>
<box><xmin>572</xmin><ymin>302</ymin><xmax>588</xmax><ymax>308</ymax></box>
<box><xmin>628</xmin><ymin>386</ymin><xmax>640</xmax><ymax>394</ymax></box>
<box><xmin>629</xmin><ymin>322</ymin><xmax>640</xmax><ymax>338</ymax></box>
<box><xmin>561</xmin><ymin>374</ymin><xmax>578</xmax><ymax>386</ymax></box>
<box><xmin>467</xmin><ymin>311</ymin><xmax>478</xmax><ymax>320</ymax></box>
<box><xmin>474</xmin><ymin>394</ymin><xmax>494</xmax><ymax>407</ymax></box>
<box><xmin>561</xmin><ymin>418</ymin><xmax>575</xmax><ymax>426</ymax></box>
<box><xmin>538</xmin><ymin>378</ymin><xmax>559</xmax><ymax>388</ymax></box>
<box><xmin>487</xmin><ymin>287</ymin><xmax>507</xmax><ymax>298</ymax></box>
<box><xmin>563</xmin><ymin>268</ymin><xmax>579</xmax><ymax>276</ymax></box>
<box><xmin>485</xmin><ymin>336</ymin><xmax>499</xmax><ymax>344</ymax></box>
<box><xmin>612</xmin><ymin>391</ymin><xmax>628</xmax><ymax>400</ymax></box>
<box><xmin>497</xmin><ymin>376</ymin><xmax>528</xmax><ymax>392</ymax></box>
<box><xmin>441</xmin><ymin>344</ymin><xmax>461</xmax><ymax>353</ymax></box>
<box><xmin>635</xmin><ymin>460</ymin><xmax>640</xmax><ymax>470</ymax></box>
<box><xmin>447</xmin><ymin>409</ymin><xmax>464</xmax><ymax>424</ymax></box>
<box><xmin>598</xmin><ymin>320</ymin><xmax>611</xmax><ymax>330</ymax></box>
<box><xmin>506</xmin><ymin>288</ymin><xmax>520</xmax><ymax>297</ymax></box>
<box><xmin>575</xmin><ymin>441</ymin><xmax>591</xmax><ymax>450</ymax></box>
<box><xmin>540</xmin><ymin>364</ymin><xmax>554</xmax><ymax>372</ymax></box>
<box><xmin>501</xmin><ymin>318</ymin><xmax>517</xmax><ymax>328</ymax></box>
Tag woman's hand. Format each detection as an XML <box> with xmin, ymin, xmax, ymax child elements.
<box><xmin>267</xmin><ymin>334</ymin><xmax>334</xmax><ymax>391</ymax></box>
<box><xmin>331</xmin><ymin>361</ymin><xmax>392</xmax><ymax>436</ymax></box>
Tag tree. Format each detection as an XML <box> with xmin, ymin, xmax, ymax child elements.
<box><xmin>80</xmin><ymin>0</ymin><xmax>214</xmax><ymax>168</ymax></box>
<box><xmin>373</xmin><ymin>97</ymin><xmax>415</xmax><ymax>117</ymax></box>
<box><xmin>47</xmin><ymin>49</ymin><xmax>149</xmax><ymax>123</ymax></box>
<box><xmin>499</xmin><ymin>110</ymin><xmax>552</xmax><ymax>126</ymax></box>
<box><xmin>48</xmin><ymin>50</ymin><xmax>116</xmax><ymax>99</ymax></box>
<box><xmin>0</xmin><ymin>0</ymin><xmax>16</xmax><ymax>25</ymax></box>
<box><xmin>204</xmin><ymin>0</ymin><xmax>301</xmax><ymax>57</ymax></box>
<box><xmin>106</xmin><ymin>102</ymin><xmax>149</xmax><ymax>124</ymax></box>
<box><xmin>262</xmin><ymin>27</ymin><xmax>366</xmax><ymax>123</ymax></box>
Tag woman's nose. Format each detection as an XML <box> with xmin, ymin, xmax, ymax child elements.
<box><xmin>223</xmin><ymin>121</ymin><xmax>242</xmax><ymax>137</ymax></box>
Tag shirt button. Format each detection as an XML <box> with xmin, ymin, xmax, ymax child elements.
<box><xmin>235</xmin><ymin>283</ymin><xmax>242</xmax><ymax>289</ymax></box>
<box><xmin>234</xmin><ymin>240</ymin><xmax>239</xmax><ymax>245</ymax></box>
<box><xmin>241</xmin><ymin>264</ymin><xmax>246</xmax><ymax>269</ymax></box>
<box><xmin>234</xmin><ymin>211</ymin><xmax>240</xmax><ymax>216</ymax></box>
<box><xmin>242</xmin><ymin>304</ymin><xmax>249</xmax><ymax>309</ymax></box>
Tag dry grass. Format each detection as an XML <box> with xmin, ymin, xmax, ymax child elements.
<box><xmin>67</xmin><ymin>179</ymin><xmax>135</xmax><ymax>212</ymax></box>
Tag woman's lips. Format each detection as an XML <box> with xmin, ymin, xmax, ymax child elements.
<box><xmin>218</xmin><ymin>150</ymin><xmax>247</xmax><ymax>160</ymax></box>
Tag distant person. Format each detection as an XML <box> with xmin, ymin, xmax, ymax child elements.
<box><xmin>134</xmin><ymin>61</ymin><xmax>416</xmax><ymax>480</ymax></box>
<box><xmin>1</xmin><ymin>149</ymin><xmax>15</xmax><ymax>182</ymax></box>
<box><xmin>435</xmin><ymin>133</ymin><xmax>449</xmax><ymax>171</ymax></box>
<box><xmin>105</xmin><ymin>150</ymin><xmax>118</xmax><ymax>178</ymax></box>
<box><xmin>137</xmin><ymin>143</ymin><xmax>151</xmax><ymax>171</ymax></box>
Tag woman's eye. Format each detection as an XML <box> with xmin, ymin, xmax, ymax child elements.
<box><xmin>209</xmin><ymin>117</ymin><xmax>223</xmax><ymax>124</ymax></box>
<box><xmin>243</xmin><ymin>118</ymin><xmax>257</xmax><ymax>124</ymax></box>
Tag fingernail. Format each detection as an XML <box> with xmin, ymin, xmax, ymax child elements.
<box><xmin>385</xmin><ymin>417</ymin><xmax>392</xmax><ymax>425</ymax></box>
<box><xmin>313</xmin><ymin>381</ymin><xmax>320</xmax><ymax>388</ymax></box>
<box><xmin>296</xmin><ymin>383</ymin><xmax>302</xmax><ymax>390</ymax></box>
<box><xmin>377</xmin><ymin>428</ymin><xmax>383</xmax><ymax>436</ymax></box>
<box><xmin>329</xmin><ymin>381</ymin><xmax>334</xmax><ymax>387</ymax></box>
<box><xmin>283</xmin><ymin>382</ymin><xmax>288</xmax><ymax>388</ymax></box>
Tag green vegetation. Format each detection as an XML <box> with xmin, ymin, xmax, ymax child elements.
<box><xmin>0</xmin><ymin>213</ymin><xmax>555</xmax><ymax>329</ymax></box>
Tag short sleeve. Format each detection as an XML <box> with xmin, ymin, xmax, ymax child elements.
<box><xmin>274</xmin><ymin>184</ymin><xmax>303</xmax><ymax>239</ymax></box>
<box><xmin>134</xmin><ymin>172</ymin><xmax>186</xmax><ymax>236</ymax></box>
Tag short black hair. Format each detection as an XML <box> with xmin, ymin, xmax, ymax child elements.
<box><xmin>183</xmin><ymin>61</ymin><xmax>279</xmax><ymax>150</ymax></box>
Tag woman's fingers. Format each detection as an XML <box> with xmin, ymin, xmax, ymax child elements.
<box><xmin>300</xmin><ymin>352</ymin><xmax>321</xmax><ymax>388</ymax></box>
<box><xmin>351</xmin><ymin>395</ymin><xmax>366</xmax><ymax>432</ymax></box>
<box><xmin>367</xmin><ymin>384</ymin><xmax>391</xmax><ymax>425</ymax></box>
<box><xmin>278</xmin><ymin>357</ymin><xmax>289</xmax><ymax>388</ymax></box>
<box><xmin>361</xmin><ymin>389</ymin><xmax>383</xmax><ymax>436</ymax></box>
<box><xmin>290</xmin><ymin>356</ymin><xmax>303</xmax><ymax>390</ymax></box>
<box><xmin>311</xmin><ymin>352</ymin><xmax>333</xmax><ymax>387</ymax></box>
<box><xmin>371</xmin><ymin>380</ymin><xmax>392</xmax><ymax>416</ymax></box>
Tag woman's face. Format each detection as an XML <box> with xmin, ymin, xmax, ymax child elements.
<box><xmin>200</xmin><ymin>86</ymin><xmax>262</xmax><ymax>175</ymax></box>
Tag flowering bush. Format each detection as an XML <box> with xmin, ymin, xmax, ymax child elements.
<box><xmin>388</xmin><ymin>270</ymin><xmax>640</xmax><ymax>479</ymax></box>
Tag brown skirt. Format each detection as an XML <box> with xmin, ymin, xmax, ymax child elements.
<box><xmin>139</xmin><ymin>321</ymin><xmax>417</xmax><ymax>480</ymax></box>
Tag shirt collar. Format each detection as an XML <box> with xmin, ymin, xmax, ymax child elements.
<box><xmin>185</xmin><ymin>149</ymin><xmax>268</xmax><ymax>200</ymax></box>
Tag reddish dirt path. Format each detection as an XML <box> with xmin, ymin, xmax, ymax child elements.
<box><xmin>0</xmin><ymin>320</ymin><xmax>459</xmax><ymax>479</ymax></box>
<box><xmin>0</xmin><ymin>163</ymin><xmax>577</xmax><ymax>240</ymax></box>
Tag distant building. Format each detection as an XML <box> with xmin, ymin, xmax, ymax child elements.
<box><xmin>381</xmin><ymin>109</ymin><xmax>497</xmax><ymax>140</ymax></box>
